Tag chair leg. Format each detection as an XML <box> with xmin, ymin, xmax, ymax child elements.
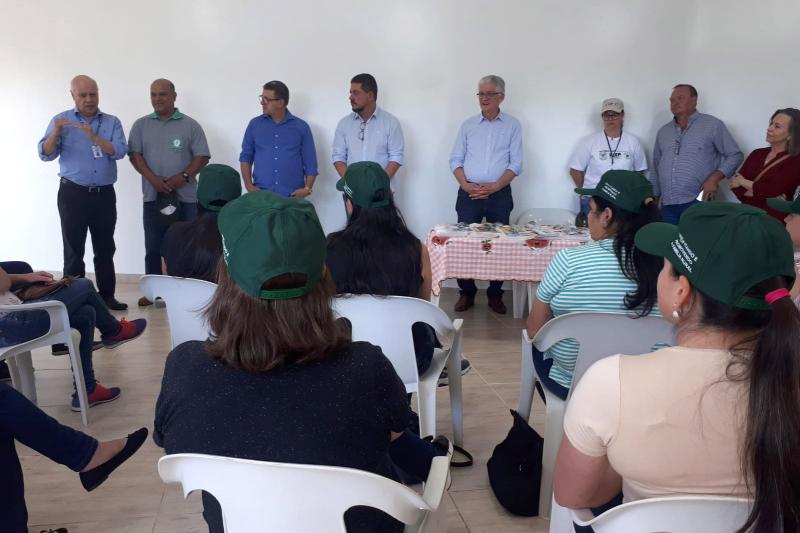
<box><xmin>512</xmin><ymin>282</ymin><xmax>526</xmax><ymax>319</ymax></box>
<box><xmin>418</xmin><ymin>386</ymin><xmax>436</xmax><ymax>440</ymax></box>
<box><xmin>518</xmin><ymin>339</ymin><xmax>535</xmax><ymax>421</ymax></box>
<box><xmin>67</xmin><ymin>329</ymin><xmax>90</xmax><ymax>426</ymax></box>
<box><xmin>8</xmin><ymin>352</ymin><xmax>37</xmax><ymax>403</ymax></box>
<box><xmin>446</xmin><ymin>353</ymin><xmax>464</xmax><ymax>447</ymax></box>
<box><xmin>539</xmin><ymin>398</ymin><xmax>566</xmax><ymax>519</ymax></box>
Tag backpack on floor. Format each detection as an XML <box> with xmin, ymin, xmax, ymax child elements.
<box><xmin>486</xmin><ymin>409</ymin><xmax>543</xmax><ymax>516</ymax></box>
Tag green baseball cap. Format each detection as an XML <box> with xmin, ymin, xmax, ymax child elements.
<box><xmin>766</xmin><ymin>195</ymin><xmax>800</xmax><ymax>215</ymax></box>
<box><xmin>335</xmin><ymin>161</ymin><xmax>391</xmax><ymax>208</ymax></box>
<box><xmin>218</xmin><ymin>191</ymin><xmax>326</xmax><ymax>300</ymax></box>
<box><xmin>575</xmin><ymin>170</ymin><xmax>654</xmax><ymax>213</ymax></box>
<box><xmin>634</xmin><ymin>202</ymin><xmax>795</xmax><ymax>310</ymax></box>
<box><xmin>198</xmin><ymin>164</ymin><xmax>242</xmax><ymax>212</ymax></box>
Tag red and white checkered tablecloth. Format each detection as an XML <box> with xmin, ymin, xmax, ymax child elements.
<box><xmin>426</xmin><ymin>228</ymin><xmax>590</xmax><ymax>296</ymax></box>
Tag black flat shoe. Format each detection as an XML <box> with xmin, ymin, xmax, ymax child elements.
<box><xmin>80</xmin><ymin>428</ymin><xmax>148</xmax><ymax>491</ymax></box>
<box><xmin>104</xmin><ymin>298</ymin><xmax>128</xmax><ymax>311</ymax></box>
<box><xmin>40</xmin><ymin>529</ymin><xmax>68</xmax><ymax>533</ymax></box>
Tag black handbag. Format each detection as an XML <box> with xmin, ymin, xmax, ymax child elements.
<box><xmin>486</xmin><ymin>409</ymin><xmax>544</xmax><ymax>516</ymax></box>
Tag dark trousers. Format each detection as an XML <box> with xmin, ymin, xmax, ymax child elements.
<box><xmin>660</xmin><ymin>199</ymin><xmax>698</xmax><ymax>225</ymax></box>
<box><xmin>0</xmin><ymin>262</ymin><xmax>33</xmax><ymax>276</ymax></box>
<box><xmin>0</xmin><ymin>278</ymin><xmax>120</xmax><ymax>393</ymax></box>
<box><xmin>57</xmin><ymin>179</ymin><xmax>118</xmax><ymax>300</ymax></box>
<box><xmin>455</xmin><ymin>185</ymin><xmax>513</xmax><ymax>298</ymax></box>
<box><xmin>143</xmin><ymin>201</ymin><xmax>198</xmax><ymax>275</ymax></box>
<box><xmin>0</xmin><ymin>382</ymin><xmax>97</xmax><ymax>532</ymax></box>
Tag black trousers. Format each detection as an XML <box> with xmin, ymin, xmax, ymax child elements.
<box><xmin>455</xmin><ymin>185</ymin><xmax>513</xmax><ymax>298</ymax></box>
<box><xmin>57</xmin><ymin>179</ymin><xmax>117</xmax><ymax>300</ymax></box>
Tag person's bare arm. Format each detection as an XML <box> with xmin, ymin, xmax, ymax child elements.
<box><xmin>334</xmin><ymin>161</ymin><xmax>348</xmax><ymax>178</ymax></box>
<box><xmin>130</xmin><ymin>152</ymin><xmax>172</xmax><ymax>193</ymax></box>
<box><xmin>570</xmin><ymin>169</ymin><xmax>585</xmax><ymax>188</ymax></box>
<box><xmin>0</xmin><ymin>267</ymin><xmax>10</xmax><ymax>292</ymax></box>
<box><xmin>385</xmin><ymin>161</ymin><xmax>401</xmax><ymax>178</ymax></box>
<box><xmin>240</xmin><ymin>161</ymin><xmax>258</xmax><ymax>192</ymax></box>
<box><xmin>476</xmin><ymin>169</ymin><xmax>517</xmax><ymax>198</ymax></box>
<box><xmin>554</xmin><ymin>437</ymin><xmax>622</xmax><ymax>508</ymax></box>
<box><xmin>164</xmin><ymin>155</ymin><xmax>210</xmax><ymax>190</ymax></box>
<box><xmin>526</xmin><ymin>297</ymin><xmax>553</xmax><ymax>337</ymax></box>
<box><xmin>453</xmin><ymin>167</ymin><xmax>483</xmax><ymax>198</ymax></box>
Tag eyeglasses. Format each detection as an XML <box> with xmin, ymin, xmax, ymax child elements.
<box><xmin>476</xmin><ymin>92</ymin><xmax>502</xmax><ymax>98</ymax></box>
<box><xmin>602</xmin><ymin>112</ymin><xmax>622</xmax><ymax>120</ymax></box>
<box><xmin>358</xmin><ymin>121</ymin><xmax>366</xmax><ymax>141</ymax></box>
<box><xmin>259</xmin><ymin>96</ymin><xmax>282</xmax><ymax>104</ymax></box>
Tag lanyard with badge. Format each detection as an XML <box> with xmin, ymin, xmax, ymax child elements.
<box><xmin>604</xmin><ymin>131</ymin><xmax>622</xmax><ymax>166</ymax></box>
<box><xmin>83</xmin><ymin>114</ymin><xmax>104</xmax><ymax>159</ymax></box>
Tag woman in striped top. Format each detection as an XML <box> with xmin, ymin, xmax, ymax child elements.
<box><xmin>525</xmin><ymin>170</ymin><xmax>662</xmax><ymax>399</ymax></box>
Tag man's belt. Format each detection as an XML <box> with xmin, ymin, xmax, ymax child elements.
<box><xmin>60</xmin><ymin>177</ymin><xmax>113</xmax><ymax>193</ymax></box>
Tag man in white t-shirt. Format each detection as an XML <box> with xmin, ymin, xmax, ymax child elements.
<box><xmin>569</xmin><ymin>98</ymin><xmax>647</xmax><ymax>215</ymax></box>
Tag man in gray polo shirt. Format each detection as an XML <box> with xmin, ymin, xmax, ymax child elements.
<box><xmin>128</xmin><ymin>78</ymin><xmax>210</xmax><ymax>306</ymax></box>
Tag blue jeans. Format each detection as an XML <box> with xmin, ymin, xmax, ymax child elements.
<box><xmin>0</xmin><ymin>278</ymin><xmax>120</xmax><ymax>393</ymax></box>
<box><xmin>0</xmin><ymin>382</ymin><xmax>97</xmax><ymax>532</ymax></box>
<box><xmin>531</xmin><ymin>346</ymin><xmax>570</xmax><ymax>401</ymax></box>
<box><xmin>455</xmin><ymin>185</ymin><xmax>513</xmax><ymax>298</ymax></box>
<box><xmin>660</xmin><ymin>200</ymin><xmax>698</xmax><ymax>225</ymax></box>
<box><xmin>143</xmin><ymin>201</ymin><xmax>198</xmax><ymax>275</ymax></box>
<box><xmin>579</xmin><ymin>196</ymin><xmax>591</xmax><ymax>216</ymax></box>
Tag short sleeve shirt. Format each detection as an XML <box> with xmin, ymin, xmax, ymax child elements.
<box><xmin>564</xmin><ymin>347</ymin><xmax>747</xmax><ymax>502</ymax></box>
<box><xmin>128</xmin><ymin>110</ymin><xmax>210</xmax><ymax>203</ymax></box>
<box><xmin>569</xmin><ymin>131</ymin><xmax>648</xmax><ymax>189</ymax></box>
<box><xmin>536</xmin><ymin>239</ymin><xmax>649</xmax><ymax>388</ymax></box>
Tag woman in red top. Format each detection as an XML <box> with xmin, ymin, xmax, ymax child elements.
<box><xmin>731</xmin><ymin>108</ymin><xmax>800</xmax><ymax>222</ymax></box>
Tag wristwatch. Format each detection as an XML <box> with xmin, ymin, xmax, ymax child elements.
<box><xmin>182</xmin><ymin>172</ymin><xmax>190</xmax><ymax>183</ymax></box>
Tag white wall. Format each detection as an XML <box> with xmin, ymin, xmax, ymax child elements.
<box><xmin>2</xmin><ymin>0</ymin><xmax>797</xmax><ymax>273</ymax></box>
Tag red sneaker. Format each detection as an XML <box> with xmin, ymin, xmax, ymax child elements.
<box><xmin>102</xmin><ymin>318</ymin><xmax>147</xmax><ymax>349</ymax></box>
<box><xmin>72</xmin><ymin>383</ymin><xmax>121</xmax><ymax>411</ymax></box>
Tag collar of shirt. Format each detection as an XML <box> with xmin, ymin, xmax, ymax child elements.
<box><xmin>350</xmin><ymin>106</ymin><xmax>381</xmax><ymax>122</ymax></box>
<box><xmin>148</xmin><ymin>108</ymin><xmax>183</xmax><ymax>120</ymax></box>
<box><xmin>479</xmin><ymin>110</ymin><xmax>505</xmax><ymax>123</ymax></box>
<box><xmin>72</xmin><ymin>108</ymin><xmax>104</xmax><ymax>122</ymax></box>
<box><xmin>262</xmin><ymin>109</ymin><xmax>295</xmax><ymax>126</ymax></box>
<box><xmin>673</xmin><ymin>110</ymin><xmax>699</xmax><ymax>130</ymax></box>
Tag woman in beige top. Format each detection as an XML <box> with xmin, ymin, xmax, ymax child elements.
<box><xmin>555</xmin><ymin>202</ymin><xmax>800</xmax><ymax>533</ymax></box>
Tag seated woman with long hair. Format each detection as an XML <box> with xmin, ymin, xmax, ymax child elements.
<box><xmin>730</xmin><ymin>108</ymin><xmax>800</xmax><ymax>223</ymax></box>
<box><xmin>555</xmin><ymin>202</ymin><xmax>800</xmax><ymax>532</ymax></box>
<box><xmin>326</xmin><ymin>161</ymin><xmax>468</xmax><ymax>382</ymax></box>
<box><xmin>154</xmin><ymin>192</ymin><xmax>448</xmax><ymax>533</ymax></box>
<box><xmin>526</xmin><ymin>170</ymin><xmax>662</xmax><ymax>399</ymax></box>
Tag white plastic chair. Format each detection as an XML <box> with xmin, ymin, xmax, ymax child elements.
<box><xmin>517</xmin><ymin>312</ymin><xmax>674</xmax><ymax>519</ymax></box>
<box><xmin>158</xmin><ymin>452</ymin><xmax>452</xmax><ymax>533</ymax></box>
<box><xmin>139</xmin><ymin>275</ymin><xmax>217</xmax><ymax>349</ymax></box>
<box><xmin>332</xmin><ymin>295</ymin><xmax>465</xmax><ymax>446</ymax></box>
<box><xmin>515</xmin><ymin>207</ymin><xmax>577</xmax><ymax>226</ymax></box>
<box><xmin>0</xmin><ymin>301</ymin><xmax>89</xmax><ymax>425</ymax></box>
<box><xmin>512</xmin><ymin>208</ymin><xmax>578</xmax><ymax>318</ymax></box>
<box><xmin>570</xmin><ymin>495</ymin><xmax>751</xmax><ymax>533</ymax></box>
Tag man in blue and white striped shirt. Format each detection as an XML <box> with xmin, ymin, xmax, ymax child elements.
<box><xmin>651</xmin><ymin>84</ymin><xmax>743</xmax><ymax>224</ymax></box>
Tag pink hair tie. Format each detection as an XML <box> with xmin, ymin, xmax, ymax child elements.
<box><xmin>764</xmin><ymin>288</ymin><xmax>791</xmax><ymax>305</ymax></box>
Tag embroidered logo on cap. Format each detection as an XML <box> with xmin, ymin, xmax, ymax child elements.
<box><xmin>670</xmin><ymin>233</ymin><xmax>698</xmax><ymax>273</ymax></box>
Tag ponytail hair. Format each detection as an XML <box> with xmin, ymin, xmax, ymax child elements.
<box><xmin>671</xmin><ymin>263</ymin><xmax>800</xmax><ymax>532</ymax></box>
<box><xmin>735</xmin><ymin>276</ymin><xmax>800</xmax><ymax>532</ymax></box>
<box><xmin>592</xmin><ymin>196</ymin><xmax>662</xmax><ymax>316</ymax></box>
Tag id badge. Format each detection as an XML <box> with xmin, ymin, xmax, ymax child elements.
<box><xmin>91</xmin><ymin>145</ymin><xmax>103</xmax><ymax>158</ymax></box>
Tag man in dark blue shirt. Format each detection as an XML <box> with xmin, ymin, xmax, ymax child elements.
<box><xmin>239</xmin><ymin>80</ymin><xmax>318</xmax><ymax>198</ymax></box>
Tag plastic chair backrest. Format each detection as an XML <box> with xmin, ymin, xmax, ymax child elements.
<box><xmin>159</xmin><ymin>453</ymin><xmax>445</xmax><ymax>533</ymax></box>
<box><xmin>533</xmin><ymin>312</ymin><xmax>674</xmax><ymax>392</ymax></box>
<box><xmin>571</xmin><ymin>495</ymin><xmax>752</xmax><ymax>533</ymax></box>
<box><xmin>515</xmin><ymin>208</ymin><xmax>577</xmax><ymax>226</ymax></box>
<box><xmin>332</xmin><ymin>295</ymin><xmax>456</xmax><ymax>390</ymax></box>
<box><xmin>139</xmin><ymin>275</ymin><xmax>217</xmax><ymax>348</ymax></box>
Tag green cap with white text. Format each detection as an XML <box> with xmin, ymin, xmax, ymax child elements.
<box><xmin>634</xmin><ymin>202</ymin><xmax>795</xmax><ymax>310</ymax></box>
<box><xmin>574</xmin><ymin>170</ymin><xmax>654</xmax><ymax>213</ymax></box>
<box><xmin>218</xmin><ymin>191</ymin><xmax>326</xmax><ymax>300</ymax></box>
<box><xmin>767</xmin><ymin>194</ymin><xmax>800</xmax><ymax>215</ymax></box>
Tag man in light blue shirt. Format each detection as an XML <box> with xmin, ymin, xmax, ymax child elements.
<box><xmin>449</xmin><ymin>75</ymin><xmax>523</xmax><ymax>314</ymax></box>
<box><xmin>38</xmin><ymin>75</ymin><xmax>128</xmax><ymax>310</ymax></box>
<box><xmin>331</xmin><ymin>73</ymin><xmax>404</xmax><ymax>187</ymax></box>
<box><xmin>651</xmin><ymin>84</ymin><xmax>743</xmax><ymax>224</ymax></box>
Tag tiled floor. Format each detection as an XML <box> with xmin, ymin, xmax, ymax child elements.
<box><xmin>18</xmin><ymin>283</ymin><xmax>549</xmax><ymax>532</ymax></box>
